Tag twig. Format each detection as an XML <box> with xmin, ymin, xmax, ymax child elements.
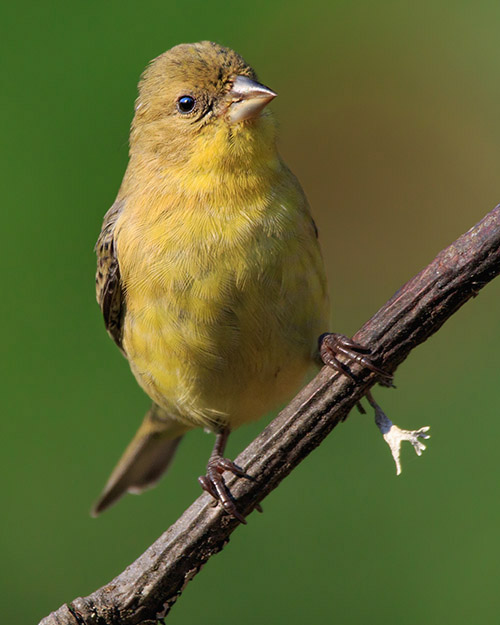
<box><xmin>40</xmin><ymin>205</ymin><xmax>500</xmax><ymax>625</ymax></box>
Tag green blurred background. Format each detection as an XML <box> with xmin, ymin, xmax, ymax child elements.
<box><xmin>2</xmin><ymin>1</ymin><xmax>500</xmax><ymax>623</ymax></box>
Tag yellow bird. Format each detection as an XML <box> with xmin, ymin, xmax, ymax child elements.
<box><xmin>93</xmin><ymin>41</ymin><xmax>380</xmax><ymax>521</ymax></box>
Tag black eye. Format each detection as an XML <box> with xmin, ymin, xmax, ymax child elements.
<box><xmin>177</xmin><ymin>96</ymin><xmax>195</xmax><ymax>113</ymax></box>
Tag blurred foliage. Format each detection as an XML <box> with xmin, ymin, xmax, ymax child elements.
<box><xmin>1</xmin><ymin>1</ymin><xmax>500</xmax><ymax>624</ymax></box>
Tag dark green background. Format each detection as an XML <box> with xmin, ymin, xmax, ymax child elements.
<box><xmin>2</xmin><ymin>2</ymin><xmax>500</xmax><ymax>623</ymax></box>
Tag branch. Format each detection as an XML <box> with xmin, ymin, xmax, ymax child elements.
<box><xmin>40</xmin><ymin>205</ymin><xmax>500</xmax><ymax>625</ymax></box>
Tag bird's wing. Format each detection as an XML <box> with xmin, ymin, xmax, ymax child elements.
<box><xmin>95</xmin><ymin>199</ymin><xmax>125</xmax><ymax>352</ymax></box>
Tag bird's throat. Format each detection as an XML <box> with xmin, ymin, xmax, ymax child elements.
<box><xmin>127</xmin><ymin>113</ymin><xmax>279</xmax><ymax>198</ymax></box>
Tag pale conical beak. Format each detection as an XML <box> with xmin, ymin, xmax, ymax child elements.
<box><xmin>226</xmin><ymin>75</ymin><xmax>277</xmax><ymax>124</ymax></box>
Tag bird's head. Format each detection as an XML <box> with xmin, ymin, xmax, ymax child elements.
<box><xmin>130</xmin><ymin>42</ymin><xmax>278</xmax><ymax>170</ymax></box>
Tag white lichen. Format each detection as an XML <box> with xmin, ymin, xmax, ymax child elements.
<box><xmin>367</xmin><ymin>391</ymin><xmax>430</xmax><ymax>475</ymax></box>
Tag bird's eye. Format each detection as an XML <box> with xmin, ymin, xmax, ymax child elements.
<box><xmin>177</xmin><ymin>96</ymin><xmax>196</xmax><ymax>113</ymax></box>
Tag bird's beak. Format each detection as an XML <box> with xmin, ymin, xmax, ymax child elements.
<box><xmin>226</xmin><ymin>75</ymin><xmax>277</xmax><ymax>124</ymax></box>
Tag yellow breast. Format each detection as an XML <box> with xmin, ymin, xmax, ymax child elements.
<box><xmin>114</xmin><ymin>127</ymin><xmax>329</xmax><ymax>431</ymax></box>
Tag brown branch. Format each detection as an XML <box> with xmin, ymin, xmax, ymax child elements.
<box><xmin>40</xmin><ymin>205</ymin><xmax>500</xmax><ymax>625</ymax></box>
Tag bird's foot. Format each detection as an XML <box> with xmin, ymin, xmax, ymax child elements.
<box><xmin>198</xmin><ymin>456</ymin><xmax>253</xmax><ymax>524</ymax></box>
<box><xmin>319</xmin><ymin>333</ymin><xmax>393</xmax><ymax>384</ymax></box>
<box><xmin>366</xmin><ymin>391</ymin><xmax>430</xmax><ymax>475</ymax></box>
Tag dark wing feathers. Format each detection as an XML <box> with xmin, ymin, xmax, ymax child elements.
<box><xmin>95</xmin><ymin>200</ymin><xmax>125</xmax><ymax>351</ymax></box>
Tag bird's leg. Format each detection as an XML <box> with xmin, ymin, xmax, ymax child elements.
<box><xmin>319</xmin><ymin>332</ymin><xmax>391</xmax><ymax>414</ymax></box>
<box><xmin>318</xmin><ymin>332</ymin><xmax>393</xmax><ymax>385</ymax></box>
<box><xmin>198</xmin><ymin>427</ymin><xmax>253</xmax><ymax>524</ymax></box>
<box><xmin>319</xmin><ymin>333</ymin><xmax>430</xmax><ymax>473</ymax></box>
<box><xmin>366</xmin><ymin>390</ymin><xmax>430</xmax><ymax>475</ymax></box>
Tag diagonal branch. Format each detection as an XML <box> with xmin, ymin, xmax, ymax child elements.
<box><xmin>40</xmin><ymin>205</ymin><xmax>500</xmax><ymax>625</ymax></box>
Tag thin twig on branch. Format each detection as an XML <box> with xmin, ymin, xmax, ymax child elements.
<box><xmin>40</xmin><ymin>205</ymin><xmax>500</xmax><ymax>625</ymax></box>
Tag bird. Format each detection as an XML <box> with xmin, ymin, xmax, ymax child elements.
<box><xmin>92</xmin><ymin>41</ymin><xmax>384</xmax><ymax>522</ymax></box>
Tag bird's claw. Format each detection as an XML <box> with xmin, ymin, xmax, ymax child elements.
<box><xmin>319</xmin><ymin>332</ymin><xmax>393</xmax><ymax>384</ymax></box>
<box><xmin>198</xmin><ymin>456</ymin><xmax>252</xmax><ymax>524</ymax></box>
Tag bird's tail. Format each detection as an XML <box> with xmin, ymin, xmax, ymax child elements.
<box><xmin>91</xmin><ymin>403</ymin><xmax>189</xmax><ymax>516</ymax></box>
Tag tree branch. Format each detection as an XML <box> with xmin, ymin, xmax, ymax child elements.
<box><xmin>40</xmin><ymin>205</ymin><xmax>500</xmax><ymax>625</ymax></box>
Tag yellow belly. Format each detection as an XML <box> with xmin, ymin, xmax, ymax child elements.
<box><xmin>116</xmin><ymin>169</ymin><xmax>329</xmax><ymax>431</ymax></box>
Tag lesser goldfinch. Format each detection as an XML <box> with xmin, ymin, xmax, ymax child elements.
<box><xmin>93</xmin><ymin>41</ymin><xmax>381</xmax><ymax>521</ymax></box>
